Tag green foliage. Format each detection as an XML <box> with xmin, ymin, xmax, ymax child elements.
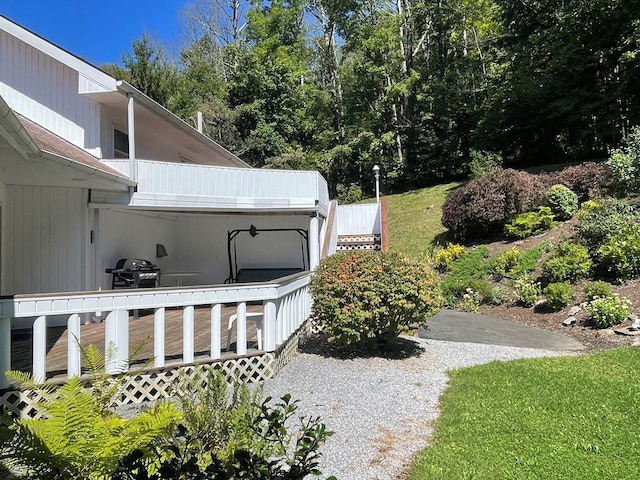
<box><xmin>583</xmin><ymin>296</ymin><xmax>632</xmax><ymax>329</ymax></box>
<box><xmin>583</xmin><ymin>280</ymin><xmax>615</xmax><ymax>301</ymax></box>
<box><xmin>433</xmin><ymin>243</ymin><xmax>465</xmax><ymax>272</ymax></box>
<box><xmin>336</xmin><ymin>183</ymin><xmax>363</xmax><ymax>204</ymax></box>
<box><xmin>597</xmin><ymin>224</ymin><xmax>640</xmax><ymax>281</ymax></box>
<box><xmin>545</xmin><ymin>184</ymin><xmax>578</xmax><ymax>220</ymax></box>
<box><xmin>488</xmin><ymin>285</ymin><xmax>511</xmax><ymax>305</ymax></box>
<box><xmin>468</xmin><ymin>150</ymin><xmax>503</xmax><ymax>179</ymax></box>
<box><xmin>504</xmin><ymin>207</ymin><xmax>556</xmax><ymax>240</ymax></box>
<box><xmin>606</xmin><ymin>126</ymin><xmax>640</xmax><ymax>195</ymax></box>
<box><xmin>490</xmin><ymin>247</ymin><xmax>521</xmax><ymax>277</ymax></box>
<box><xmin>513</xmin><ymin>276</ymin><xmax>541</xmax><ymax>307</ymax></box>
<box><xmin>441</xmin><ymin>247</ymin><xmax>491</xmax><ymax>306</ymax></box>
<box><xmin>541</xmin><ymin>242</ymin><xmax>592</xmax><ymax>284</ymax></box>
<box><xmin>575</xmin><ymin>197</ymin><xmax>640</xmax><ymax>252</ymax></box>
<box><xmin>510</xmin><ymin>242</ymin><xmax>551</xmax><ymax>277</ymax></box>
<box><xmin>543</xmin><ymin>282</ymin><xmax>574</xmax><ymax>311</ymax></box>
<box><xmin>310</xmin><ymin>251</ymin><xmax>444</xmax><ymax>347</ymax></box>
<box><xmin>407</xmin><ymin>348</ymin><xmax>640</xmax><ymax>479</ymax></box>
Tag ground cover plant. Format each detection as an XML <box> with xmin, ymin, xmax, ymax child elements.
<box><xmin>407</xmin><ymin>348</ymin><xmax>640</xmax><ymax>479</ymax></box>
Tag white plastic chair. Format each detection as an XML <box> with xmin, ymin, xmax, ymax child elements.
<box><xmin>227</xmin><ymin>312</ymin><xmax>264</xmax><ymax>350</ymax></box>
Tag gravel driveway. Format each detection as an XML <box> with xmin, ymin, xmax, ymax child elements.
<box><xmin>262</xmin><ymin>336</ymin><xmax>566</xmax><ymax>480</ymax></box>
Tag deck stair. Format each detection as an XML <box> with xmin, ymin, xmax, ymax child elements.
<box><xmin>336</xmin><ymin>233</ymin><xmax>382</xmax><ymax>251</ymax></box>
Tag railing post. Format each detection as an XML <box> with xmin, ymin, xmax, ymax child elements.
<box><xmin>0</xmin><ymin>317</ymin><xmax>11</xmax><ymax>389</ymax></box>
<box><xmin>264</xmin><ymin>300</ymin><xmax>277</xmax><ymax>351</ymax></box>
<box><xmin>105</xmin><ymin>310</ymin><xmax>129</xmax><ymax>374</ymax></box>
<box><xmin>154</xmin><ymin>307</ymin><xmax>165</xmax><ymax>368</ymax></box>
<box><xmin>67</xmin><ymin>314</ymin><xmax>81</xmax><ymax>378</ymax></box>
<box><xmin>210</xmin><ymin>304</ymin><xmax>221</xmax><ymax>359</ymax></box>
<box><xmin>276</xmin><ymin>298</ymin><xmax>284</xmax><ymax>346</ymax></box>
<box><xmin>183</xmin><ymin>306</ymin><xmax>195</xmax><ymax>364</ymax></box>
<box><xmin>33</xmin><ymin>315</ymin><xmax>47</xmax><ymax>383</ymax></box>
<box><xmin>236</xmin><ymin>302</ymin><xmax>247</xmax><ymax>356</ymax></box>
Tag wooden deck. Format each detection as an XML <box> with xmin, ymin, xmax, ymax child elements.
<box><xmin>10</xmin><ymin>305</ymin><xmax>264</xmax><ymax>381</ymax></box>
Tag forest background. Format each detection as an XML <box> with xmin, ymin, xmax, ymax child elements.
<box><xmin>103</xmin><ymin>0</ymin><xmax>640</xmax><ymax>201</ymax></box>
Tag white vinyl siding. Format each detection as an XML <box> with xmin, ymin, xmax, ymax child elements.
<box><xmin>4</xmin><ymin>186</ymin><xmax>85</xmax><ymax>295</ymax></box>
<box><xmin>0</xmin><ymin>30</ymin><xmax>102</xmax><ymax>156</ymax></box>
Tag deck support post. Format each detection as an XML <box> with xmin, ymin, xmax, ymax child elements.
<box><xmin>309</xmin><ymin>213</ymin><xmax>320</xmax><ymax>270</ymax></box>
<box><xmin>183</xmin><ymin>306</ymin><xmax>195</xmax><ymax>363</ymax></box>
<box><xmin>210</xmin><ymin>304</ymin><xmax>222</xmax><ymax>359</ymax></box>
<box><xmin>33</xmin><ymin>315</ymin><xmax>47</xmax><ymax>383</ymax></box>
<box><xmin>236</xmin><ymin>302</ymin><xmax>247</xmax><ymax>356</ymax></box>
<box><xmin>0</xmin><ymin>317</ymin><xmax>11</xmax><ymax>389</ymax></box>
<box><xmin>264</xmin><ymin>300</ymin><xmax>277</xmax><ymax>351</ymax></box>
<box><xmin>67</xmin><ymin>314</ymin><xmax>81</xmax><ymax>378</ymax></box>
<box><xmin>154</xmin><ymin>307</ymin><xmax>166</xmax><ymax>368</ymax></box>
<box><xmin>105</xmin><ymin>310</ymin><xmax>129</xmax><ymax>374</ymax></box>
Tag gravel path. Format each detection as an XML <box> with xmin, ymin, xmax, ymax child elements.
<box><xmin>262</xmin><ymin>336</ymin><xmax>567</xmax><ymax>480</ymax></box>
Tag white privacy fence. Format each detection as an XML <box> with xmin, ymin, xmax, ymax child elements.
<box><xmin>0</xmin><ymin>273</ymin><xmax>312</xmax><ymax>388</ymax></box>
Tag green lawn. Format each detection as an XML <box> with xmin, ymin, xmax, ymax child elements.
<box><xmin>385</xmin><ymin>182</ymin><xmax>461</xmax><ymax>258</ymax></box>
<box><xmin>407</xmin><ymin>347</ymin><xmax>640</xmax><ymax>479</ymax></box>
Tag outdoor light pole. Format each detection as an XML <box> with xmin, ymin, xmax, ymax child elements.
<box><xmin>373</xmin><ymin>164</ymin><xmax>380</xmax><ymax>203</ymax></box>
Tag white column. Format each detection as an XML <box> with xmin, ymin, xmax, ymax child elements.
<box><xmin>154</xmin><ymin>307</ymin><xmax>165</xmax><ymax>368</ymax></box>
<box><xmin>210</xmin><ymin>304</ymin><xmax>222</xmax><ymax>359</ymax></box>
<box><xmin>0</xmin><ymin>317</ymin><xmax>11</xmax><ymax>389</ymax></box>
<box><xmin>183</xmin><ymin>306</ymin><xmax>195</xmax><ymax>363</ymax></box>
<box><xmin>309</xmin><ymin>214</ymin><xmax>320</xmax><ymax>271</ymax></box>
<box><xmin>33</xmin><ymin>315</ymin><xmax>47</xmax><ymax>383</ymax></box>
<box><xmin>105</xmin><ymin>310</ymin><xmax>129</xmax><ymax>374</ymax></box>
<box><xmin>264</xmin><ymin>300</ymin><xmax>277</xmax><ymax>351</ymax></box>
<box><xmin>127</xmin><ymin>92</ymin><xmax>136</xmax><ymax>182</ymax></box>
<box><xmin>67</xmin><ymin>314</ymin><xmax>82</xmax><ymax>378</ymax></box>
<box><xmin>236</xmin><ymin>302</ymin><xmax>247</xmax><ymax>356</ymax></box>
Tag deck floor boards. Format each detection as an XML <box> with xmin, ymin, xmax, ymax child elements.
<box><xmin>10</xmin><ymin>305</ymin><xmax>264</xmax><ymax>380</ymax></box>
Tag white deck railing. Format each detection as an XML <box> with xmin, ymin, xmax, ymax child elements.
<box><xmin>102</xmin><ymin>159</ymin><xmax>330</xmax><ymax>216</ymax></box>
<box><xmin>0</xmin><ymin>273</ymin><xmax>311</xmax><ymax>387</ymax></box>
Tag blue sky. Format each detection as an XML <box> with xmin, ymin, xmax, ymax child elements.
<box><xmin>0</xmin><ymin>1</ymin><xmax>187</xmax><ymax>66</ymax></box>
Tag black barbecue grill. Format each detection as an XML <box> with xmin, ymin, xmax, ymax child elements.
<box><xmin>106</xmin><ymin>258</ymin><xmax>161</xmax><ymax>289</ymax></box>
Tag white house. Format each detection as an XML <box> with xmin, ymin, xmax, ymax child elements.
<box><xmin>0</xmin><ymin>15</ymin><xmax>385</xmax><ymax>410</ymax></box>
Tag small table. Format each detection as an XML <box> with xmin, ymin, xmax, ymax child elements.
<box><xmin>162</xmin><ymin>272</ymin><xmax>201</xmax><ymax>287</ymax></box>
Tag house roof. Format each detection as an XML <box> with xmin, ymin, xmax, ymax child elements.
<box><xmin>16</xmin><ymin>114</ymin><xmax>131</xmax><ymax>180</ymax></box>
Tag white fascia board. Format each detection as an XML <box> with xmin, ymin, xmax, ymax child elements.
<box><xmin>0</xmin><ymin>16</ymin><xmax>117</xmax><ymax>93</ymax></box>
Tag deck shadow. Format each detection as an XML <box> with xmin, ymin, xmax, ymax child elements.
<box><xmin>299</xmin><ymin>333</ymin><xmax>424</xmax><ymax>360</ymax></box>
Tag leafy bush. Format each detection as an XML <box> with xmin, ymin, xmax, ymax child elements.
<box><xmin>433</xmin><ymin>243</ymin><xmax>465</xmax><ymax>271</ymax></box>
<box><xmin>504</xmin><ymin>207</ymin><xmax>556</xmax><ymax>239</ymax></box>
<box><xmin>441</xmin><ymin>247</ymin><xmax>490</xmax><ymax>306</ymax></box>
<box><xmin>541</xmin><ymin>242</ymin><xmax>592</xmax><ymax>284</ymax></box>
<box><xmin>310</xmin><ymin>251</ymin><xmax>444</xmax><ymax>346</ymax></box>
<box><xmin>583</xmin><ymin>280</ymin><xmax>614</xmax><ymax>301</ymax></box>
<box><xmin>606</xmin><ymin>127</ymin><xmax>640</xmax><ymax>196</ymax></box>
<box><xmin>543</xmin><ymin>282</ymin><xmax>575</xmax><ymax>311</ymax></box>
<box><xmin>510</xmin><ymin>242</ymin><xmax>551</xmax><ymax>277</ymax></box>
<box><xmin>545</xmin><ymin>184</ymin><xmax>578</xmax><ymax>220</ymax></box>
<box><xmin>514</xmin><ymin>276</ymin><xmax>541</xmax><ymax>307</ymax></box>
<box><xmin>491</xmin><ymin>247</ymin><xmax>521</xmax><ymax>277</ymax></box>
<box><xmin>468</xmin><ymin>149</ymin><xmax>503</xmax><ymax>179</ymax></box>
<box><xmin>488</xmin><ymin>285</ymin><xmax>511</xmax><ymax>305</ymax></box>
<box><xmin>583</xmin><ymin>295</ymin><xmax>631</xmax><ymax>329</ymax></box>
<box><xmin>442</xmin><ymin>169</ymin><xmax>548</xmax><ymax>241</ymax></box>
<box><xmin>597</xmin><ymin>224</ymin><xmax>640</xmax><ymax>281</ymax></box>
<box><xmin>554</xmin><ymin>162</ymin><xmax>611</xmax><ymax>201</ymax></box>
<box><xmin>575</xmin><ymin>198</ymin><xmax>640</xmax><ymax>252</ymax></box>
<box><xmin>336</xmin><ymin>183</ymin><xmax>363</xmax><ymax>204</ymax></box>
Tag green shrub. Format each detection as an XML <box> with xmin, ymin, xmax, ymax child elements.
<box><xmin>546</xmin><ymin>184</ymin><xmax>578</xmax><ymax>220</ymax></box>
<box><xmin>514</xmin><ymin>276</ymin><xmax>541</xmax><ymax>307</ymax></box>
<box><xmin>504</xmin><ymin>207</ymin><xmax>556</xmax><ymax>239</ymax></box>
<box><xmin>433</xmin><ymin>243</ymin><xmax>465</xmax><ymax>271</ymax></box>
<box><xmin>310</xmin><ymin>251</ymin><xmax>444</xmax><ymax>346</ymax></box>
<box><xmin>576</xmin><ymin>198</ymin><xmax>640</xmax><ymax>252</ymax></box>
<box><xmin>583</xmin><ymin>280</ymin><xmax>615</xmax><ymax>301</ymax></box>
<box><xmin>510</xmin><ymin>242</ymin><xmax>551</xmax><ymax>277</ymax></box>
<box><xmin>469</xmin><ymin>149</ymin><xmax>503</xmax><ymax>179</ymax></box>
<box><xmin>606</xmin><ymin>127</ymin><xmax>640</xmax><ymax>196</ymax></box>
<box><xmin>442</xmin><ymin>247</ymin><xmax>491</xmax><ymax>306</ymax></box>
<box><xmin>597</xmin><ymin>224</ymin><xmax>640</xmax><ymax>281</ymax></box>
<box><xmin>541</xmin><ymin>242</ymin><xmax>592</xmax><ymax>284</ymax></box>
<box><xmin>583</xmin><ymin>295</ymin><xmax>631</xmax><ymax>329</ymax></box>
<box><xmin>543</xmin><ymin>282</ymin><xmax>575</xmax><ymax>311</ymax></box>
<box><xmin>488</xmin><ymin>285</ymin><xmax>511</xmax><ymax>305</ymax></box>
<box><xmin>491</xmin><ymin>247</ymin><xmax>521</xmax><ymax>277</ymax></box>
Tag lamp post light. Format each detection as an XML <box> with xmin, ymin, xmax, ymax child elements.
<box><xmin>373</xmin><ymin>164</ymin><xmax>380</xmax><ymax>203</ymax></box>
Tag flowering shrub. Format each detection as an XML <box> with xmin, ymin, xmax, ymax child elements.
<box><xmin>576</xmin><ymin>198</ymin><xmax>640</xmax><ymax>252</ymax></box>
<box><xmin>433</xmin><ymin>243</ymin><xmax>465</xmax><ymax>271</ymax></box>
<box><xmin>310</xmin><ymin>251</ymin><xmax>444</xmax><ymax>346</ymax></box>
<box><xmin>514</xmin><ymin>276</ymin><xmax>541</xmax><ymax>307</ymax></box>
<box><xmin>583</xmin><ymin>295</ymin><xmax>631</xmax><ymax>329</ymax></box>
<box><xmin>491</xmin><ymin>247</ymin><xmax>521</xmax><ymax>277</ymax></box>
<box><xmin>583</xmin><ymin>280</ymin><xmax>614</xmax><ymax>302</ymax></box>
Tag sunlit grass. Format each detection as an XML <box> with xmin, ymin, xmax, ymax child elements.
<box><xmin>385</xmin><ymin>182</ymin><xmax>462</xmax><ymax>258</ymax></box>
<box><xmin>407</xmin><ymin>347</ymin><xmax>640</xmax><ymax>479</ymax></box>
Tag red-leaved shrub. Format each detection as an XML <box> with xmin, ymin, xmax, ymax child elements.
<box><xmin>442</xmin><ymin>169</ymin><xmax>547</xmax><ymax>241</ymax></box>
<box><xmin>555</xmin><ymin>162</ymin><xmax>610</xmax><ymax>201</ymax></box>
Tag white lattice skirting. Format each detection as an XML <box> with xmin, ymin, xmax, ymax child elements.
<box><xmin>1</xmin><ymin>321</ymin><xmax>312</xmax><ymax>419</ymax></box>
